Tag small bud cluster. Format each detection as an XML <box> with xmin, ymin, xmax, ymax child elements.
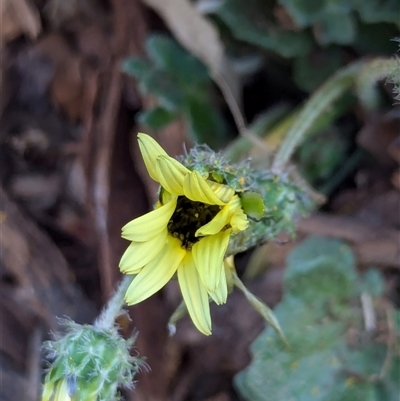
<box><xmin>181</xmin><ymin>145</ymin><xmax>312</xmax><ymax>255</ymax></box>
<box><xmin>180</xmin><ymin>144</ymin><xmax>255</xmax><ymax>191</ymax></box>
<box><xmin>42</xmin><ymin>320</ymin><xmax>144</xmax><ymax>401</ymax></box>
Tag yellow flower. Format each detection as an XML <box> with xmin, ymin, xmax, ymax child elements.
<box><xmin>120</xmin><ymin>134</ymin><xmax>249</xmax><ymax>335</ymax></box>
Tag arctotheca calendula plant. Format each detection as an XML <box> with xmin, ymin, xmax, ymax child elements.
<box><xmin>40</xmin><ymin>132</ymin><xmax>310</xmax><ymax>401</ymax></box>
<box><xmin>119</xmin><ymin>133</ymin><xmax>310</xmax><ymax>337</ymax></box>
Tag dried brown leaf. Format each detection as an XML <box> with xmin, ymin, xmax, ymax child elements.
<box><xmin>0</xmin><ymin>0</ymin><xmax>41</xmax><ymax>43</ymax></box>
<box><xmin>141</xmin><ymin>0</ymin><xmax>245</xmax><ymax>129</ymax></box>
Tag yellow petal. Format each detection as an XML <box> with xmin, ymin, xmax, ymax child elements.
<box><xmin>208</xmin><ymin>264</ymin><xmax>228</xmax><ymax>305</ymax></box>
<box><xmin>119</xmin><ymin>229</ymin><xmax>167</xmax><ymax>274</ymax></box>
<box><xmin>155</xmin><ymin>155</ymin><xmax>189</xmax><ymax>195</ymax></box>
<box><xmin>137</xmin><ymin>133</ymin><xmax>168</xmax><ymax>182</ymax></box>
<box><xmin>231</xmin><ymin>208</ymin><xmax>249</xmax><ymax>233</ymax></box>
<box><xmin>183</xmin><ymin>171</ymin><xmax>226</xmax><ymax>205</ymax></box>
<box><xmin>207</xmin><ymin>181</ymin><xmax>235</xmax><ymax>203</ymax></box>
<box><xmin>196</xmin><ymin>195</ymin><xmax>246</xmax><ymax>236</ymax></box>
<box><xmin>121</xmin><ymin>198</ymin><xmax>176</xmax><ymax>242</ymax></box>
<box><xmin>192</xmin><ymin>230</ymin><xmax>231</xmax><ymax>291</ymax></box>
<box><xmin>42</xmin><ymin>379</ymin><xmax>71</xmax><ymax>401</ymax></box>
<box><xmin>125</xmin><ymin>236</ymin><xmax>186</xmax><ymax>305</ymax></box>
<box><xmin>195</xmin><ymin>204</ymin><xmax>230</xmax><ymax>237</ymax></box>
<box><xmin>177</xmin><ymin>252</ymin><xmax>212</xmax><ymax>335</ymax></box>
<box><xmin>160</xmin><ymin>188</ymin><xmax>174</xmax><ymax>205</ymax></box>
<box><xmin>226</xmin><ymin>195</ymin><xmax>249</xmax><ymax>233</ymax></box>
<box><xmin>224</xmin><ymin>256</ymin><xmax>236</xmax><ymax>293</ymax></box>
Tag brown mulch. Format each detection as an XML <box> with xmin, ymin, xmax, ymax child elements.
<box><xmin>1</xmin><ymin>1</ymin><xmax>399</xmax><ymax>401</ymax></box>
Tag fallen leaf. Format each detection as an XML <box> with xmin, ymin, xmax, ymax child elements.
<box><xmin>0</xmin><ymin>0</ymin><xmax>41</xmax><ymax>43</ymax></box>
<box><xmin>141</xmin><ymin>0</ymin><xmax>245</xmax><ymax>129</ymax></box>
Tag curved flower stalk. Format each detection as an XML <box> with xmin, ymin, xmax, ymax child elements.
<box><xmin>120</xmin><ymin>134</ymin><xmax>249</xmax><ymax>335</ymax></box>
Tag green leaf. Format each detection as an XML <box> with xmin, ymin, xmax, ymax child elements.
<box><xmin>284</xmin><ymin>236</ymin><xmax>357</xmax><ymax>301</ymax></box>
<box><xmin>122</xmin><ymin>34</ymin><xmax>227</xmax><ymax>148</ymax></box>
<box><xmin>216</xmin><ymin>0</ymin><xmax>313</xmax><ymax>58</ymax></box>
<box><xmin>278</xmin><ymin>0</ymin><xmax>325</xmax><ymax>27</ymax></box>
<box><xmin>339</xmin><ymin>343</ymin><xmax>388</xmax><ymax>377</ymax></box>
<box><xmin>184</xmin><ymin>94</ymin><xmax>227</xmax><ymax>148</ymax></box>
<box><xmin>123</xmin><ymin>57</ymin><xmax>184</xmax><ymax>108</ymax></box>
<box><xmin>138</xmin><ymin>68</ymin><xmax>185</xmax><ymax>110</ymax></box>
<box><xmin>296</xmin><ymin>127</ymin><xmax>349</xmax><ymax>184</ymax></box>
<box><xmin>327</xmin><ymin>381</ymin><xmax>380</xmax><ymax>401</ymax></box>
<box><xmin>146</xmin><ymin>35</ymin><xmax>210</xmax><ymax>86</ymax></box>
<box><xmin>137</xmin><ymin>107</ymin><xmax>178</xmax><ymax>131</ymax></box>
<box><xmin>254</xmin><ymin>296</ymin><xmax>347</xmax><ymax>357</ymax></box>
<box><xmin>353</xmin><ymin>23</ymin><xmax>400</xmax><ymax>54</ymax></box>
<box><xmin>354</xmin><ymin>0</ymin><xmax>400</xmax><ymax>27</ymax></box>
<box><xmin>293</xmin><ymin>47</ymin><xmax>344</xmax><ymax>92</ymax></box>
<box><xmin>224</xmin><ymin>103</ymin><xmax>291</xmax><ymax>162</ymax></box>
<box><xmin>236</xmin><ymin>347</ymin><xmax>342</xmax><ymax>401</ymax></box>
<box><xmin>264</xmin><ymin>30</ymin><xmax>315</xmax><ymax>58</ymax></box>
<box><xmin>235</xmin><ymin>238</ymin><xmax>397</xmax><ymax>401</ymax></box>
<box><xmin>376</xmin><ymin>355</ymin><xmax>400</xmax><ymax>400</ymax></box>
<box><xmin>233</xmin><ymin>271</ymin><xmax>288</xmax><ymax>346</ymax></box>
<box><xmin>315</xmin><ymin>12</ymin><xmax>357</xmax><ymax>45</ymax></box>
<box><xmin>121</xmin><ymin>58</ymin><xmax>152</xmax><ymax>79</ymax></box>
<box><xmin>240</xmin><ymin>192</ymin><xmax>265</xmax><ymax>221</ymax></box>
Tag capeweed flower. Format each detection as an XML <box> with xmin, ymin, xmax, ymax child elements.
<box><xmin>120</xmin><ymin>134</ymin><xmax>250</xmax><ymax>335</ymax></box>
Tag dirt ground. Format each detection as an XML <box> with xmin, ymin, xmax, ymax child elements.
<box><xmin>0</xmin><ymin>1</ymin><xmax>399</xmax><ymax>400</ymax></box>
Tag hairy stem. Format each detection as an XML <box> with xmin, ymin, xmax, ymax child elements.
<box><xmin>232</xmin><ymin>269</ymin><xmax>288</xmax><ymax>347</ymax></box>
<box><xmin>356</xmin><ymin>57</ymin><xmax>400</xmax><ymax>109</ymax></box>
<box><xmin>272</xmin><ymin>61</ymin><xmax>363</xmax><ymax>173</ymax></box>
<box><xmin>95</xmin><ymin>275</ymin><xmax>133</xmax><ymax>329</ymax></box>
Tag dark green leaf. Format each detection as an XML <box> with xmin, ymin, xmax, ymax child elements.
<box><xmin>278</xmin><ymin>0</ymin><xmax>325</xmax><ymax>27</ymax></box>
<box><xmin>240</xmin><ymin>192</ymin><xmax>265</xmax><ymax>221</ymax></box>
<box><xmin>139</xmin><ymin>68</ymin><xmax>185</xmax><ymax>110</ymax></box>
<box><xmin>284</xmin><ymin>236</ymin><xmax>357</xmax><ymax>301</ymax></box>
<box><xmin>355</xmin><ymin>0</ymin><xmax>400</xmax><ymax>27</ymax></box>
<box><xmin>315</xmin><ymin>12</ymin><xmax>357</xmax><ymax>45</ymax></box>
<box><xmin>293</xmin><ymin>47</ymin><xmax>344</xmax><ymax>92</ymax></box>
<box><xmin>122</xmin><ymin>58</ymin><xmax>153</xmax><ymax>79</ymax></box>
<box><xmin>146</xmin><ymin>35</ymin><xmax>210</xmax><ymax>86</ymax></box>
<box><xmin>235</xmin><ymin>238</ymin><xmax>396</xmax><ymax>401</ymax></box>
<box><xmin>184</xmin><ymin>95</ymin><xmax>227</xmax><ymax>148</ymax></box>
<box><xmin>217</xmin><ymin>0</ymin><xmax>313</xmax><ymax>58</ymax></box>
<box><xmin>137</xmin><ymin>107</ymin><xmax>178</xmax><ymax>130</ymax></box>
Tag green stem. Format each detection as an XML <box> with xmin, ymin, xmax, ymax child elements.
<box><xmin>95</xmin><ymin>275</ymin><xmax>133</xmax><ymax>329</ymax></box>
<box><xmin>271</xmin><ymin>61</ymin><xmax>363</xmax><ymax>173</ymax></box>
<box><xmin>232</xmin><ymin>270</ymin><xmax>289</xmax><ymax>347</ymax></box>
<box><xmin>224</xmin><ymin>103</ymin><xmax>291</xmax><ymax>162</ymax></box>
<box><xmin>356</xmin><ymin>58</ymin><xmax>400</xmax><ymax>110</ymax></box>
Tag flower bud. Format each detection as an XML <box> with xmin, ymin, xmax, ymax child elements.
<box><xmin>42</xmin><ymin>320</ymin><xmax>143</xmax><ymax>401</ymax></box>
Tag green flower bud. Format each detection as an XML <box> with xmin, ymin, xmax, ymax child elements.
<box><xmin>42</xmin><ymin>320</ymin><xmax>144</xmax><ymax>401</ymax></box>
<box><xmin>180</xmin><ymin>144</ymin><xmax>312</xmax><ymax>255</ymax></box>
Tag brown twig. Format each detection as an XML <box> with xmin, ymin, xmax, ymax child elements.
<box><xmin>92</xmin><ymin>66</ymin><xmax>121</xmax><ymax>298</ymax></box>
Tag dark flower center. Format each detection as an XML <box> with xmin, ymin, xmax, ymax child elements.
<box><xmin>167</xmin><ymin>196</ymin><xmax>221</xmax><ymax>249</ymax></box>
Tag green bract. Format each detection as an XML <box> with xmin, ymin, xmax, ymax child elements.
<box><xmin>42</xmin><ymin>321</ymin><xmax>143</xmax><ymax>401</ymax></box>
<box><xmin>180</xmin><ymin>143</ymin><xmax>312</xmax><ymax>257</ymax></box>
